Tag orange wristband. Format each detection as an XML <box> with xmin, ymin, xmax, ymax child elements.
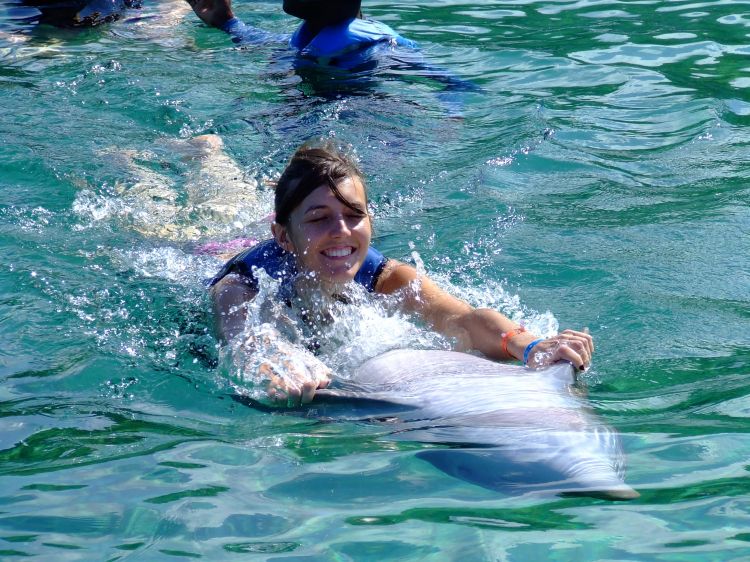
<box><xmin>501</xmin><ymin>326</ymin><xmax>526</xmax><ymax>358</ymax></box>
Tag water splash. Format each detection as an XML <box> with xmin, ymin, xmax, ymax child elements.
<box><xmin>216</xmin><ymin>269</ymin><xmax>454</xmax><ymax>402</ymax></box>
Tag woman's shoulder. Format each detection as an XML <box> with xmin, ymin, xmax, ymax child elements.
<box><xmin>207</xmin><ymin>239</ymin><xmax>290</xmax><ymax>288</ymax></box>
<box><xmin>373</xmin><ymin>259</ymin><xmax>417</xmax><ymax>294</ymax></box>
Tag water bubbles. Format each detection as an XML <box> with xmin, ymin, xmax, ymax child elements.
<box><xmin>486</xmin><ymin>129</ymin><xmax>551</xmax><ymax>167</ymax></box>
<box><xmin>116</xmin><ymin>246</ymin><xmax>214</xmax><ymax>285</ymax></box>
<box><xmin>72</xmin><ymin>188</ymin><xmax>121</xmax><ymax>225</ymax></box>
<box><xmin>369</xmin><ymin>182</ymin><xmax>425</xmax><ymax>219</ymax></box>
<box><xmin>4</xmin><ymin>205</ymin><xmax>56</xmax><ymax>232</ymax></box>
<box><xmin>91</xmin><ymin>60</ymin><xmax>122</xmax><ymax>74</ymax></box>
<box><xmin>102</xmin><ymin>376</ymin><xmax>139</xmax><ymax>400</ymax></box>
<box><xmin>217</xmin><ymin>267</ymin><xmax>453</xmax><ymax>400</ymax></box>
<box><xmin>408</xmin><ymin>241</ymin><xmax>426</xmax><ymax>274</ymax></box>
<box><xmin>178</xmin><ymin>120</ymin><xmax>215</xmax><ymax>139</ymax></box>
<box><xmin>487</xmin><ymin>156</ymin><xmax>513</xmax><ymax>166</ymax></box>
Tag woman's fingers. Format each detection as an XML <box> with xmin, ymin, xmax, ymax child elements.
<box><xmin>309</xmin><ymin>366</ymin><xmax>332</xmax><ymax>389</ymax></box>
<box><xmin>560</xmin><ymin>328</ymin><xmax>594</xmax><ymax>356</ymax></box>
<box><xmin>561</xmin><ymin>337</ymin><xmax>590</xmax><ymax>368</ymax></box>
<box><xmin>301</xmin><ymin>356</ymin><xmax>333</xmax><ymax>389</ymax></box>
<box><xmin>527</xmin><ymin>328</ymin><xmax>595</xmax><ymax>371</ymax></box>
<box><xmin>553</xmin><ymin>330</ymin><xmax>593</xmax><ymax>369</ymax></box>
<box><xmin>264</xmin><ymin>364</ymin><xmax>325</xmax><ymax>406</ymax></box>
<box><xmin>267</xmin><ymin>373</ymin><xmax>296</xmax><ymax>404</ymax></box>
<box><xmin>551</xmin><ymin>344</ymin><xmax>586</xmax><ymax>371</ymax></box>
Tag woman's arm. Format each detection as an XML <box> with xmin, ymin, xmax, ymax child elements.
<box><xmin>376</xmin><ymin>261</ymin><xmax>594</xmax><ymax>370</ymax></box>
<box><xmin>211</xmin><ymin>274</ymin><xmax>330</xmax><ymax>404</ymax></box>
<box><xmin>210</xmin><ymin>273</ymin><xmax>256</xmax><ymax>343</ymax></box>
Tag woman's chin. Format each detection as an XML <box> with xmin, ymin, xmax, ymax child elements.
<box><xmin>323</xmin><ymin>273</ymin><xmax>357</xmax><ymax>286</ymax></box>
<box><xmin>315</xmin><ymin>267</ymin><xmax>358</xmax><ymax>287</ymax></box>
<box><xmin>296</xmin><ymin>269</ymin><xmax>354</xmax><ymax>291</ymax></box>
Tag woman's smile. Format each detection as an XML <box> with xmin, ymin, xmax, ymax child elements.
<box><xmin>274</xmin><ymin>176</ymin><xmax>372</xmax><ymax>285</ymax></box>
<box><xmin>323</xmin><ymin>246</ymin><xmax>355</xmax><ymax>258</ymax></box>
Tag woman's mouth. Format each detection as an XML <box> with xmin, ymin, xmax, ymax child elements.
<box><xmin>323</xmin><ymin>246</ymin><xmax>355</xmax><ymax>258</ymax></box>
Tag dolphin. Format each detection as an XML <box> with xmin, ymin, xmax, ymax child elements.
<box><xmin>306</xmin><ymin>349</ymin><xmax>639</xmax><ymax>500</ymax></box>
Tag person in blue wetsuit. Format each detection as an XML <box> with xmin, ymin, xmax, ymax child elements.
<box><xmin>186</xmin><ymin>0</ymin><xmax>415</xmax><ymax>64</ymax></box>
<box><xmin>210</xmin><ymin>141</ymin><xmax>595</xmax><ymax>406</ymax></box>
<box><xmin>184</xmin><ymin>0</ymin><xmax>476</xmax><ymax>106</ymax></box>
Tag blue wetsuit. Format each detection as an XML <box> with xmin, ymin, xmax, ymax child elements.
<box><xmin>221</xmin><ymin>16</ymin><xmax>417</xmax><ymax>70</ymax></box>
<box><xmin>208</xmin><ymin>239</ymin><xmax>388</xmax><ymax>302</ymax></box>
<box><xmin>217</xmin><ymin>15</ymin><xmax>478</xmax><ymax>113</ymax></box>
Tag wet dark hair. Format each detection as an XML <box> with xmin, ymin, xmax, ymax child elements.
<box><xmin>274</xmin><ymin>142</ymin><xmax>369</xmax><ymax>227</ymax></box>
<box><xmin>283</xmin><ymin>0</ymin><xmax>363</xmax><ymax>27</ymax></box>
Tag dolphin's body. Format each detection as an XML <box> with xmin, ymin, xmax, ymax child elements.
<box><xmin>311</xmin><ymin>349</ymin><xmax>638</xmax><ymax>500</ymax></box>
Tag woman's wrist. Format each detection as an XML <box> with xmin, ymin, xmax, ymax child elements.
<box><xmin>500</xmin><ymin>326</ymin><xmax>526</xmax><ymax>358</ymax></box>
<box><xmin>501</xmin><ymin>327</ymin><xmax>543</xmax><ymax>362</ymax></box>
<box><xmin>523</xmin><ymin>338</ymin><xmax>545</xmax><ymax>366</ymax></box>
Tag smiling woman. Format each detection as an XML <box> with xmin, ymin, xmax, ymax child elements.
<box><xmin>273</xmin><ymin>175</ymin><xmax>373</xmax><ymax>285</ymax></box>
<box><xmin>208</xmin><ymin>141</ymin><xmax>595</xmax><ymax>406</ymax></box>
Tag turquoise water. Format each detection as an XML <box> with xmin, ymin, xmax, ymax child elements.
<box><xmin>2</xmin><ymin>0</ymin><xmax>750</xmax><ymax>559</ymax></box>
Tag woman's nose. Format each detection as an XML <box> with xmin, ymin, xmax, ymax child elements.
<box><xmin>329</xmin><ymin>215</ymin><xmax>350</xmax><ymax>236</ymax></box>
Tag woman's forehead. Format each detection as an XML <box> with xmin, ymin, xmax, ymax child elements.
<box><xmin>299</xmin><ymin>177</ymin><xmax>366</xmax><ymax>210</ymax></box>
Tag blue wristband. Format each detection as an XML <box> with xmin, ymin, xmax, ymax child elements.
<box><xmin>523</xmin><ymin>339</ymin><xmax>544</xmax><ymax>365</ymax></box>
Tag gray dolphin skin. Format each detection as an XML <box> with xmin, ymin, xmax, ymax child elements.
<box><xmin>312</xmin><ymin>349</ymin><xmax>639</xmax><ymax>500</ymax></box>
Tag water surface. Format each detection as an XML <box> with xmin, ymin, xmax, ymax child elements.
<box><xmin>1</xmin><ymin>0</ymin><xmax>749</xmax><ymax>560</ymax></box>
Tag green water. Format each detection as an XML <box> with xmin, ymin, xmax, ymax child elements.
<box><xmin>1</xmin><ymin>0</ymin><xmax>750</xmax><ymax>559</ymax></box>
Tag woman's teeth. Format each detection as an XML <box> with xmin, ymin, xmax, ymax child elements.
<box><xmin>324</xmin><ymin>247</ymin><xmax>353</xmax><ymax>258</ymax></box>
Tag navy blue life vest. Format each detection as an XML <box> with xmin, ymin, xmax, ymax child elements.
<box><xmin>208</xmin><ymin>239</ymin><xmax>388</xmax><ymax>301</ymax></box>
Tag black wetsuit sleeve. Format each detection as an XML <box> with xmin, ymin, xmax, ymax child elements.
<box><xmin>221</xmin><ymin>17</ymin><xmax>289</xmax><ymax>45</ymax></box>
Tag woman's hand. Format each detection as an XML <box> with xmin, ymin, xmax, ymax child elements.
<box><xmin>524</xmin><ymin>329</ymin><xmax>594</xmax><ymax>371</ymax></box>
<box><xmin>260</xmin><ymin>353</ymin><xmax>332</xmax><ymax>407</ymax></box>
<box><xmin>235</xmin><ymin>325</ymin><xmax>332</xmax><ymax>407</ymax></box>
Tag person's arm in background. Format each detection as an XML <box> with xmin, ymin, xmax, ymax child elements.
<box><xmin>386</xmin><ymin>45</ymin><xmax>482</xmax><ymax>118</ymax></box>
<box><xmin>185</xmin><ymin>0</ymin><xmax>287</xmax><ymax>44</ymax></box>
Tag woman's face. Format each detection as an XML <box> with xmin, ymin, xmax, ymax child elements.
<box><xmin>273</xmin><ymin>176</ymin><xmax>372</xmax><ymax>285</ymax></box>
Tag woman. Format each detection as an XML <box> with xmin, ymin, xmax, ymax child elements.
<box><xmin>209</xmin><ymin>142</ymin><xmax>594</xmax><ymax>405</ymax></box>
